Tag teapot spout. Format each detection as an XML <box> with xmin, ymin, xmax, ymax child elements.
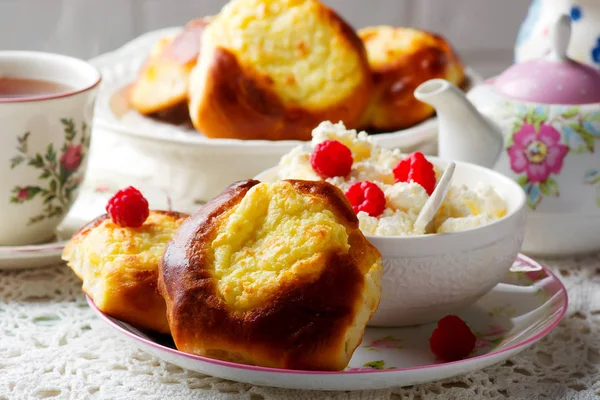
<box><xmin>414</xmin><ymin>79</ymin><xmax>504</xmax><ymax>169</ymax></box>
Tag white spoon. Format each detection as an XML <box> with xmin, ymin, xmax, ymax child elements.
<box><xmin>413</xmin><ymin>161</ymin><xmax>456</xmax><ymax>234</ymax></box>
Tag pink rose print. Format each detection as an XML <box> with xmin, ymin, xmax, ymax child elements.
<box><xmin>508</xmin><ymin>123</ymin><xmax>568</xmax><ymax>183</ymax></box>
<box><xmin>17</xmin><ymin>187</ymin><xmax>29</xmax><ymax>200</ymax></box>
<box><xmin>9</xmin><ymin>119</ymin><xmax>89</xmax><ymax>224</ymax></box>
<box><xmin>60</xmin><ymin>144</ymin><xmax>83</xmax><ymax>172</ymax></box>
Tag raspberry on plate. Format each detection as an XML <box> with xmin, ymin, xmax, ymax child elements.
<box><xmin>345</xmin><ymin>181</ymin><xmax>386</xmax><ymax>217</ymax></box>
<box><xmin>106</xmin><ymin>186</ymin><xmax>150</xmax><ymax>228</ymax></box>
<box><xmin>429</xmin><ymin>315</ymin><xmax>476</xmax><ymax>362</ymax></box>
<box><xmin>393</xmin><ymin>152</ymin><xmax>436</xmax><ymax>195</ymax></box>
<box><xmin>310</xmin><ymin>140</ymin><xmax>353</xmax><ymax>178</ymax></box>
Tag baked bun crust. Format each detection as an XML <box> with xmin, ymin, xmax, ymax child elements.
<box><xmin>187</xmin><ymin>0</ymin><xmax>373</xmax><ymax>141</ymax></box>
<box><xmin>159</xmin><ymin>179</ymin><xmax>382</xmax><ymax>370</ymax></box>
<box><xmin>62</xmin><ymin>210</ymin><xmax>189</xmax><ymax>334</ymax></box>
<box><xmin>358</xmin><ymin>26</ymin><xmax>465</xmax><ymax>131</ymax></box>
<box><xmin>129</xmin><ymin>18</ymin><xmax>210</xmax><ymax>116</ymax></box>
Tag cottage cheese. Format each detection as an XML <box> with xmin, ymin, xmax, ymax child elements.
<box><xmin>274</xmin><ymin>121</ymin><xmax>507</xmax><ymax>236</ymax></box>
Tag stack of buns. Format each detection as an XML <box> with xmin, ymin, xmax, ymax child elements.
<box><xmin>63</xmin><ymin>179</ymin><xmax>382</xmax><ymax>371</ymax></box>
<box><xmin>128</xmin><ymin>0</ymin><xmax>465</xmax><ymax>141</ymax></box>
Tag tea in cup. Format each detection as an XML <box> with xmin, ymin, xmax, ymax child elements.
<box><xmin>0</xmin><ymin>51</ymin><xmax>100</xmax><ymax>246</ymax></box>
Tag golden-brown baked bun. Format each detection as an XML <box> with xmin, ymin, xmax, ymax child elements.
<box><xmin>358</xmin><ymin>25</ymin><xmax>465</xmax><ymax>131</ymax></box>
<box><xmin>62</xmin><ymin>210</ymin><xmax>189</xmax><ymax>334</ymax></box>
<box><xmin>187</xmin><ymin>0</ymin><xmax>373</xmax><ymax>141</ymax></box>
<box><xmin>129</xmin><ymin>18</ymin><xmax>210</xmax><ymax>117</ymax></box>
<box><xmin>159</xmin><ymin>179</ymin><xmax>382</xmax><ymax>370</ymax></box>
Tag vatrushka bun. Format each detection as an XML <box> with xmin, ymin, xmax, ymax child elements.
<box><xmin>129</xmin><ymin>18</ymin><xmax>211</xmax><ymax>118</ymax></box>
<box><xmin>358</xmin><ymin>26</ymin><xmax>465</xmax><ymax>131</ymax></box>
<box><xmin>62</xmin><ymin>210</ymin><xmax>189</xmax><ymax>334</ymax></box>
<box><xmin>187</xmin><ymin>0</ymin><xmax>373</xmax><ymax>141</ymax></box>
<box><xmin>158</xmin><ymin>179</ymin><xmax>382</xmax><ymax>370</ymax></box>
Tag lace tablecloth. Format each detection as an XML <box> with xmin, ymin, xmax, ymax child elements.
<box><xmin>2</xmin><ymin>134</ymin><xmax>599</xmax><ymax>399</ymax></box>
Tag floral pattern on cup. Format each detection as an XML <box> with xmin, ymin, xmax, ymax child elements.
<box><xmin>364</xmin><ymin>336</ymin><xmax>403</xmax><ymax>351</ymax></box>
<box><xmin>505</xmin><ymin>105</ymin><xmax>600</xmax><ymax>209</ymax></box>
<box><xmin>9</xmin><ymin>119</ymin><xmax>90</xmax><ymax>224</ymax></box>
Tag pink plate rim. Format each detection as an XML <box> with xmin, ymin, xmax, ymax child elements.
<box><xmin>87</xmin><ymin>253</ymin><xmax>568</xmax><ymax>376</ymax></box>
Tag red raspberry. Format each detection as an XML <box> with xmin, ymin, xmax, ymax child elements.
<box><xmin>106</xmin><ymin>186</ymin><xmax>150</xmax><ymax>228</ymax></box>
<box><xmin>310</xmin><ymin>140</ymin><xmax>353</xmax><ymax>178</ymax></box>
<box><xmin>429</xmin><ymin>315</ymin><xmax>476</xmax><ymax>362</ymax></box>
<box><xmin>345</xmin><ymin>181</ymin><xmax>386</xmax><ymax>217</ymax></box>
<box><xmin>392</xmin><ymin>152</ymin><xmax>436</xmax><ymax>195</ymax></box>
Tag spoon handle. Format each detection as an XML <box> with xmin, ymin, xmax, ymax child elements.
<box><xmin>414</xmin><ymin>161</ymin><xmax>456</xmax><ymax>234</ymax></box>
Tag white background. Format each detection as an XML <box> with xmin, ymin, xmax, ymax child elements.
<box><xmin>0</xmin><ymin>0</ymin><xmax>531</xmax><ymax>78</ymax></box>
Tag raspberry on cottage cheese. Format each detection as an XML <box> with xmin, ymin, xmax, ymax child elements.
<box><xmin>274</xmin><ymin>121</ymin><xmax>508</xmax><ymax>236</ymax></box>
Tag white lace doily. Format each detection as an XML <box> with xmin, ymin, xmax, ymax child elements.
<box><xmin>0</xmin><ymin>252</ymin><xmax>597</xmax><ymax>400</ymax></box>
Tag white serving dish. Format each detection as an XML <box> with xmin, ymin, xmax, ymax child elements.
<box><xmin>90</xmin><ymin>26</ymin><xmax>483</xmax><ymax>203</ymax></box>
<box><xmin>255</xmin><ymin>157</ymin><xmax>528</xmax><ymax>327</ymax></box>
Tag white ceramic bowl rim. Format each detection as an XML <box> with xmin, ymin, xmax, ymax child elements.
<box><xmin>0</xmin><ymin>50</ymin><xmax>101</xmax><ymax>104</ymax></box>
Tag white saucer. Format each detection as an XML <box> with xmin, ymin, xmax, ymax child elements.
<box><xmin>89</xmin><ymin>254</ymin><xmax>567</xmax><ymax>391</ymax></box>
<box><xmin>0</xmin><ymin>237</ymin><xmax>69</xmax><ymax>270</ymax></box>
<box><xmin>0</xmin><ymin>180</ymin><xmax>174</xmax><ymax>270</ymax></box>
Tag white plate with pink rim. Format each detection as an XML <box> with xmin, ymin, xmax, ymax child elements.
<box><xmin>89</xmin><ymin>27</ymin><xmax>483</xmax><ymax>203</ymax></box>
<box><xmin>88</xmin><ymin>254</ymin><xmax>567</xmax><ymax>391</ymax></box>
<box><xmin>0</xmin><ymin>181</ymin><xmax>173</xmax><ymax>270</ymax></box>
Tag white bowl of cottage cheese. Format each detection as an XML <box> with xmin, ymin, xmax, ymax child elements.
<box><xmin>255</xmin><ymin>121</ymin><xmax>527</xmax><ymax>327</ymax></box>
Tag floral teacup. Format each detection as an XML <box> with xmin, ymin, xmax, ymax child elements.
<box><xmin>0</xmin><ymin>51</ymin><xmax>100</xmax><ymax>246</ymax></box>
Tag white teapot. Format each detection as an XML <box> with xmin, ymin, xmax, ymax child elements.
<box><xmin>515</xmin><ymin>0</ymin><xmax>600</xmax><ymax>68</ymax></box>
<box><xmin>414</xmin><ymin>15</ymin><xmax>600</xmax><ymax>257</ymax></box>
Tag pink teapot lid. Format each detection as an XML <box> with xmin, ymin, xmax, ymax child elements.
<box><xmin>495</xmin><ymin>15</ymin><xmax>600</xmax><ymax>105</ymax></box>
